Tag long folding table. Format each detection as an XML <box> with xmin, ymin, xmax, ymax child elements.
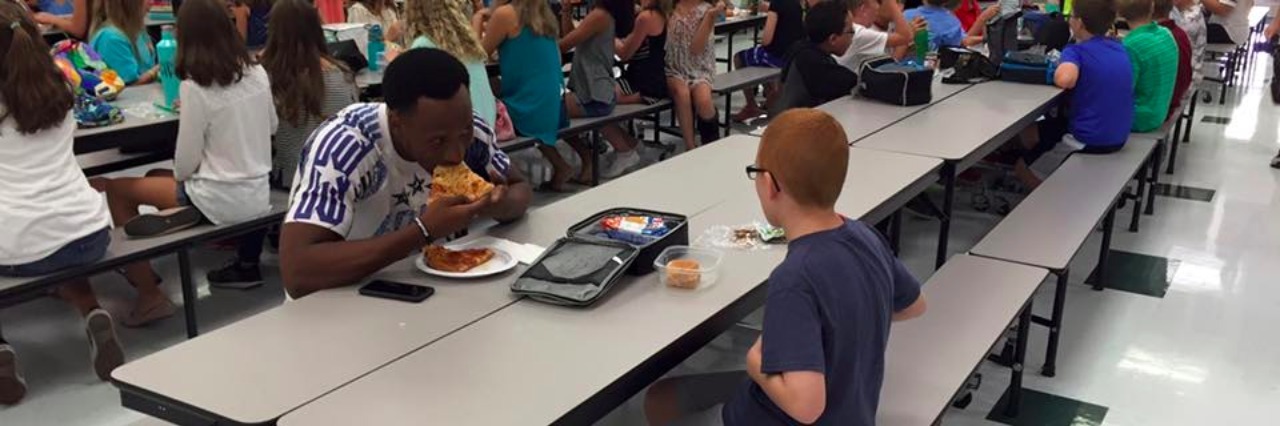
<box><xmin>110</xmin><ymin>135</ymin><xmax>763</xmax><ymax>425</ymax></box>
<box><xmin>277</xmin><ymin>139</ymin><xmax>944</xmax><ymax>426</ymax></box>
<box><xmin>816</xmin><ymin>80</ymin><xmax>975</xmax><ymax>144</ymax></box>
<box><xmin>855</xmin><ymin>81</ymin><xmax>1062</xmax><ymax>268</ymax></box>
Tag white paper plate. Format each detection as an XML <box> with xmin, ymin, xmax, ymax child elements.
<box><xmin>414</xmin><ymin>239</ymin><xmax>518</xmax><ymax>279</ymax></box>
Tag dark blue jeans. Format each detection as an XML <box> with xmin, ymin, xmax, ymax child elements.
<box><xmin>0</xmin><ymin>228</ymin><xmax>110</xmax><ymax>277</ymax></box>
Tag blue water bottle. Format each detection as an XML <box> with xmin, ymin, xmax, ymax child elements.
<box><xmin>157</xmin><ymin>25</ymin><xmax>179</xmax><ymax>110</ymax></box>
<box><xmin>366</xmin><ymin>24</ymin><xmax>384</xmax><ymax>72</ymax></box>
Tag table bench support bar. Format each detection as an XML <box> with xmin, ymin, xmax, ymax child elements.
<box><xmin>1041</xmin><ymin>269</ymin><xmax>1068</xmax><ymax>377</ymax></box>
<box><xmin>1145</xmin><ymin>140</ymin><xmax>1162</xmax><ymax>216</ymax></box>
<box><xmin>1092</xmin><ymin>208</ymin><xmax>1115</xmax><ymax>291</ymax></box>
<box><xmin>1003</xmin><ymin>300</ymin><xmax>1034</xmax><ymax>418</ymax></box>
<box><xmin>936</xmin><ymin>162</ymin><xmax>957</xmax><ymax>268</ymax></box>
<box><xmin>178</xmin><ymin>250</ymin><xmax>198</xmax><ymax>338</ymax></box>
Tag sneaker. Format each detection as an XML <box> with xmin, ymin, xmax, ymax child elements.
<box><xmin>602</xmin><ymin>150</ymin><xmax>642</xmax><ymax>179</ymax></box>
<box><xmin>207</xmin><ymin>261</ymin><xmax>264</xmax><ymax>290</ymax></box>
<box><xmin>85</xmin><ymin>309</ymin><xmax>125</xmax><ymax>381</ymax></box>
<box><xmin>0</xmin><ymin>344</ymin><xmax>26</xmax><ymax>405</ymax></box>
<box><xmin>123</xmin><ymin>207</ymin><xmax>203</xmax><ymax>238</ymax></box>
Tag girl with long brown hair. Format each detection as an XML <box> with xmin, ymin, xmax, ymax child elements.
<box><xmin>101</xmin><ymin>0</ymin><xmax>276</xmax><ymax>305</ymax></box>
<box><xmin>89</xmin><ymin>0</ymin><xmax>157</xmax><ymax>84</ymax></box>
<box><xmin>0</xmin><ymin>2</ymin><xmax>124</xmax><ymax>404</ymax></box>
<box><xmin>205</xmin><ymin>0</ymin><xmax>358</xmax><ymax>285</ymax></box>
<box><xmin>404</xmin><ymin>0</ymin><xmax>496</xmax><ymax>126</ymax></box>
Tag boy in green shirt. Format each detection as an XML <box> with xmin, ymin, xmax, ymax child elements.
<box><xmin>1119</xmin><ymin>0</ymin><xmax>1178</xmax><ymax>132</ymax></box>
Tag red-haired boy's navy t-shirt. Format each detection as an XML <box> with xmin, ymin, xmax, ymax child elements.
<box><xmin>722</xmin><ymin>219</ymin><xmax>921</xmax><ymax>425</ymax></box>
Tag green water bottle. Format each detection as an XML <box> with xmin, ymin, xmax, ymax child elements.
<box><xmin>914</xmin><ymin>28</ymin><xmax>930</xmax><ymax>62</ymax></box>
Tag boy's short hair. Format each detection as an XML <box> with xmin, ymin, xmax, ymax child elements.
<box><xmin>1073</xmin><ymin>0</ymin><xmax>1117</xmax><ymax>36</ymax></box>
<box><xmin>758</xmin><ymin>108</ymin><xmax>849</xmax><ymax>208</ymax></box>
<box><xmin>1152</xmin><ymin>0</ymin><xmax>1174</xmax><ymax>16</ymax></box>
<box><xmin>384</xmin><ymin>48</ymin><xmax>471</xmax><ymax>114</ymax></box>
<box><xmin>805</xmin><ymin>0</ymin><xmax>849</xmax><ymax>44</ymax></box>
<box><xmin>1116</xmin><ymin>0</ymin><xmax>1152</xmax><ymax>22</ymax></box>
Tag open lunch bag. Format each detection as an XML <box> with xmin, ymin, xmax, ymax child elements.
<box><xmin>510</xmin><ymin>208</ymin><xmax>689</xmax><ymax>306</ymax></box>
<box><xmin>858</xmin><ymin>56</ymin><xmax>933</xmax><ymax>106</ymax></box>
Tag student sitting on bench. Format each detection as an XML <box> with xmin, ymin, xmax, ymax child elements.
<box><xmin>1154</xmin><ymin>0</ymin><xmax>1192</xmax><ymax>118</ymax></box>
<box><xmin>644</xmin><ymin>108</ymin><xmax>927</xmax><ymax>425</ymax></box>
<box><xmin>1013</xmin><ymin>0</ymin><xmax>1135</xmax><ymax>190</ymax></box>
<box><xmin>279</xmin><ymin>48</ymin><xmax>532</xmax><ymax>299</ymax></box>
<box><xmin>729</xmin><ymin>0</ymin><xmax>807</xmax><ymax>122</ymax></box>
<box><xmin>837</xmin><ymin>0</ymin><xmax>923</xmax><ymax>72</ymax></box>
<box><xmin>100</xmin><ymin>0</ymin><xmax>276</xmax><ymax>325</ymax></box>
<box><xmin>0</xmin><ymin>6</ymin><xmax>125</xmax><ymax>405</ymax></box>
<box><xmin>1120</xmin><ymin>0</ymin><xmax>1178</xmax><ymax>133</ymax></box>
<box><xmin>773</xmin><ymin>0</ymin><xmax>858</xmax><ymax>112</ymax></box>
<box><xmin>666</xmin><ymin>0</ymin><xmax>726</xmax><ymax>149</ymax></box>
<box><xmin>903</xmin><ymin>0</ymin><xmax>990</xmax><ymax>49</ymax></box>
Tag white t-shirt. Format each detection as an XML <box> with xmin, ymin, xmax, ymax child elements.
<box><xmin>286</xmin><ymin>103</ymin><xmax>509</xmax><ymax>240</ymax></box>
<box><xmin>175</xmin><ymin>65</ymin><xmax>277</xmax><ymax>225</ymax></box>
<box><xmin>1209</xmin><ymin>0</ymin><xmax>1255</xmax><ymax>44</ymax></box>
<box><xmin>837</xmin><ymin>23</ymin><xmax>891</xmax><ymax>72</ymax></box>
<box><xmin>0</xmin><ymin>112</ymin><xmax>111</xmax><ymax>265</ymax></box>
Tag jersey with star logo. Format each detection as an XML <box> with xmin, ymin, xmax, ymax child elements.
<box><xmin>286</xmin><ymin>103</ymin><xmax>509</xmax><ymax>240</ymax></box>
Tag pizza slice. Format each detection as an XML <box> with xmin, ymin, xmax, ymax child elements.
<box><xmin>424</xmin><ymin>245</ymin><xmax>496</xmax><ymax>273</ymax></box>
<box><xmin>429</xmin><ymin>164</ymin><xmax>495</xmax><ymax>203</ymax></box>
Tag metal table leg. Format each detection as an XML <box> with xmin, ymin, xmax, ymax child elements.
<box><xmin>1002</xmin><ymin>301</ymin><xmax>1033</xmax><ymax>418</ymax></box>
<box><xmin>178</xmin><ymin>250</ymin><xmax>198</xmax><ymax>338</ymax></box>
<box><xmin>1093</xmin><ymin>207</ymin><xmax>1115</xmax><ymax>291</ymax></box>
<box><xmin>935</xmin><ymin>162</ymin><xmax>956</xmax><ymax>269</ymax></box>
<box><xmin>1042</xmin><ymin>269</ymin><xmax>1068</xmax><ymax>377</ymax></box>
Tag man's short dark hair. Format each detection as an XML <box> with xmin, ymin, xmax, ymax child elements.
<box><xmin>1074</xmin><ymin>0</ymin><xmax>1117</xmax><ymax>36</ymax></box>
<box><xmin>1152</xmin><ymin>0</ymin><xmax>1174</xmax><ymax>17</ymax></box>
<box><xmin>805</xmin><ymin>0</ymin><xmax>848</xmax><ymax>44</ymax></box>
<box><xmin>383</xmin><ymin>48</ymin><xmax>470</xmax><ymax>113</ymax></box>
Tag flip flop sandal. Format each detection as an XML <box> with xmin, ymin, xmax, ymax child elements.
<box><xmin>124</xmin><ymin>207</ymin><xmax>203</xmax><ymax>238</ymax></box>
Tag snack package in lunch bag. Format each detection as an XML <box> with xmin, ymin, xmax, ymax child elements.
<box><xmin>858</xmin><ymin>56</ymin><xmax>933</xmax><ymax>106</ymax></box>
<box><xmin>999</xmin><ymin>49</ymin><xmax>1059</xmax><ymax>85</ymax></box>
<box><xmin>494</xmin><ymin>101</ymin><xmax>516</xmax><ymax>141</ymax></box>
<box><xmin>50</xmin><ymin>40</ymin><xmax>125</xmax><ymax>100</ymax></box>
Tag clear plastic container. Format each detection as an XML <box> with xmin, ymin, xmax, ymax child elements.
<box><xmin>654</xmin><ymin>246</ymin><xmax>723</xmax><ymax>290</ymax></box>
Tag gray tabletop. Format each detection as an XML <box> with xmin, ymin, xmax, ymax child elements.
<box><xmin>812</xmin><ymin>80</ymin><xmax>972</xmax><ymax>143</ymax></box>
<box><xmin>855</xmin><ymin>81</ymin><xmax>1061</xmax><ymax>168</ymax></box>
<box><xmin>969</xmin><ymin>138</ymin><xmax>1157</xmax><ymax>271</ymax></box>
<box><xmin>878</xmin><ymin>255</ymin><xmax>1047</xmax><ymax>425</ymax></box>
<box><xmin>73</xmin><ymin>85</ymin><xmax>176</xmax><ymax>139</ymax></box>
<box><xmin>278</xmin><ymin>144</ymin><xmax>944</xmax><ymax>426</ymax></box>
<box><xmin>111</xmin><ymin>135</ymin><xmax>762</xmax><ymax>424</ymax></box>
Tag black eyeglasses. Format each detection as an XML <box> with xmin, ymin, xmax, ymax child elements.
<box><xmin>745</xmin><ymin>165</ymin><xmax>782</xmax><ymax>192</ymax></box>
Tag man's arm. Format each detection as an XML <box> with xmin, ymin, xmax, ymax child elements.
<box><xmin>1201</xmin><ymin>0</ymin><xmax>1235</xmax><ymax>17</ymax></box>
<box><xmin>692</xmin><ymin>2</ymin><xmax>726</xmax><ymax>55</ymax></box>
<box><xmin>884</xmin><ymin>0</ymin><xmax>918</xmax><ymax>48</ymax></box>
<box><xmin>893</xmin><ymin>294</ymin><xmax>927</xmax><ymax>321</ymax></box>
<box><xmin>561</xmin><ymin>8</ymin><xmax>609</xmax><ymax>52</ymax></box>
<box><xmin>746</xmin><ymin>337</ymin><xmax>827</xmax><ymax>424</ymax></box>
<box><xmin>799</xmin><ymin>51</ymin><xmax>859</xmax><ymax>101</ymax></box>
<box><xmin>1265</xmin><ymin>12</ymin><xmax>1280</xmax><ymax>39</ymax></box>
<box><xmin>280</xmin><ymin>195</ymin><xmax>492</xmax><ymax>298</ymax></box>
<box><xmin>1054</xmin><ymin>62</ymin><xmax>1080</xmax><ymax>89</ymax></box>
<box><xmin>962</xmin><ymin>5</ymin><xmax>1001</xmax><ymax>46</ymax></box>
<box><xmin>483</xmin><ymin>163</ymin><xmax>532</xmax><ymax>223</ymax></box>
<box><xmin>760</xmin><ymin>11</ymin><xmax>779</xmax><ymax>46</ymax></box>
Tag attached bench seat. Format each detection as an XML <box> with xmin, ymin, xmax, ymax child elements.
<box><xmin>710</xmin><ymin>66</ymin><xmax>783</xmax><ymax>137</ymax></box>
<box><xmin>0</xmin><ymin>190</ymin><xmax>292</xmax><ymax>337</ymax></box>
<box><xmin>969</xmin><ymin>138</ymin><xmax>1157</xmax><ymax>378</ymax></box>
<box><xmin>879</xmin><ymin>255</ymin><xmax>1048</xmax><ymax>424</ymax></box>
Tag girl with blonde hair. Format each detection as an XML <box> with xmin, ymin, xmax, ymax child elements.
<box><xmin>405</xmin><ymin>0</ymin><xmax>497</xmax><ymax>126</ymax></box>
<box><xmin>89</xmin><ymin>0</ymin><xmax>157</xmax><ymax>84</ymax></box>
<box><xmin>473</xmin><ymin>0</ymin><xmax>570</xmax><ymax>191</ymax></box>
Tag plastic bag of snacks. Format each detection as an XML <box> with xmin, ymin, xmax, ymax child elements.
<box><xmin>695</xmin><ymin>222</ymin><xmax>785</xmax><ymax>251</ymax></box>
<box><xmin>600</xmin><ymin>215</ymin><xmax>671</xmax><ymax>245</ymax></box>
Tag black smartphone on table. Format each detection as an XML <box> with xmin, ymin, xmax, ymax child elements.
<box><xmin>359</xmin><ymin>280</ymin><xmax>435</xmax><ymax>303</ymax></box>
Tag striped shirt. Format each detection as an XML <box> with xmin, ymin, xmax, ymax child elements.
<box><xmin>286</xmin><ymin>103</ymin><xmax>510</xmax><ymax>240</ymax></box>
<box><xmin>1123</xmin><ymin>22</ymin><xmax>1179</xmax><ymax>132</ymax></box>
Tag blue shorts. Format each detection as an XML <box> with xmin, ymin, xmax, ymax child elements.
<box><xmin>0</xmin><ymin>228</ymin><xmax>110</xmax><ymax>277</ymax></box>
<box><xmin>573</xmin><ymin>91</ymin><xmax>617</xmax><ymax>118</ymax></box>
<box><xmin>736</xmin><ymin>46</ymin><xmax>785</xmax><ymax>68</ymax></box>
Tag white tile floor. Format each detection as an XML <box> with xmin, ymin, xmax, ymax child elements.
<box><xmin>3</xmin><ymin>38</ymin><xmax>1279</xmax><ymax>426</ymax></box>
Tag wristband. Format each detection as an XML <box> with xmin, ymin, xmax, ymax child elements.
<box><xmin>413</xmin><ymin>216</ymin><xmax>432</xmax><ymax>243</ymax></box>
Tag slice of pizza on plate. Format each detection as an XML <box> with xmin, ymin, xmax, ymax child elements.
<box><xmin>424</xmin><ymin>245</ymin><xmax>496</xmax><ymax>273</ymax></box>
